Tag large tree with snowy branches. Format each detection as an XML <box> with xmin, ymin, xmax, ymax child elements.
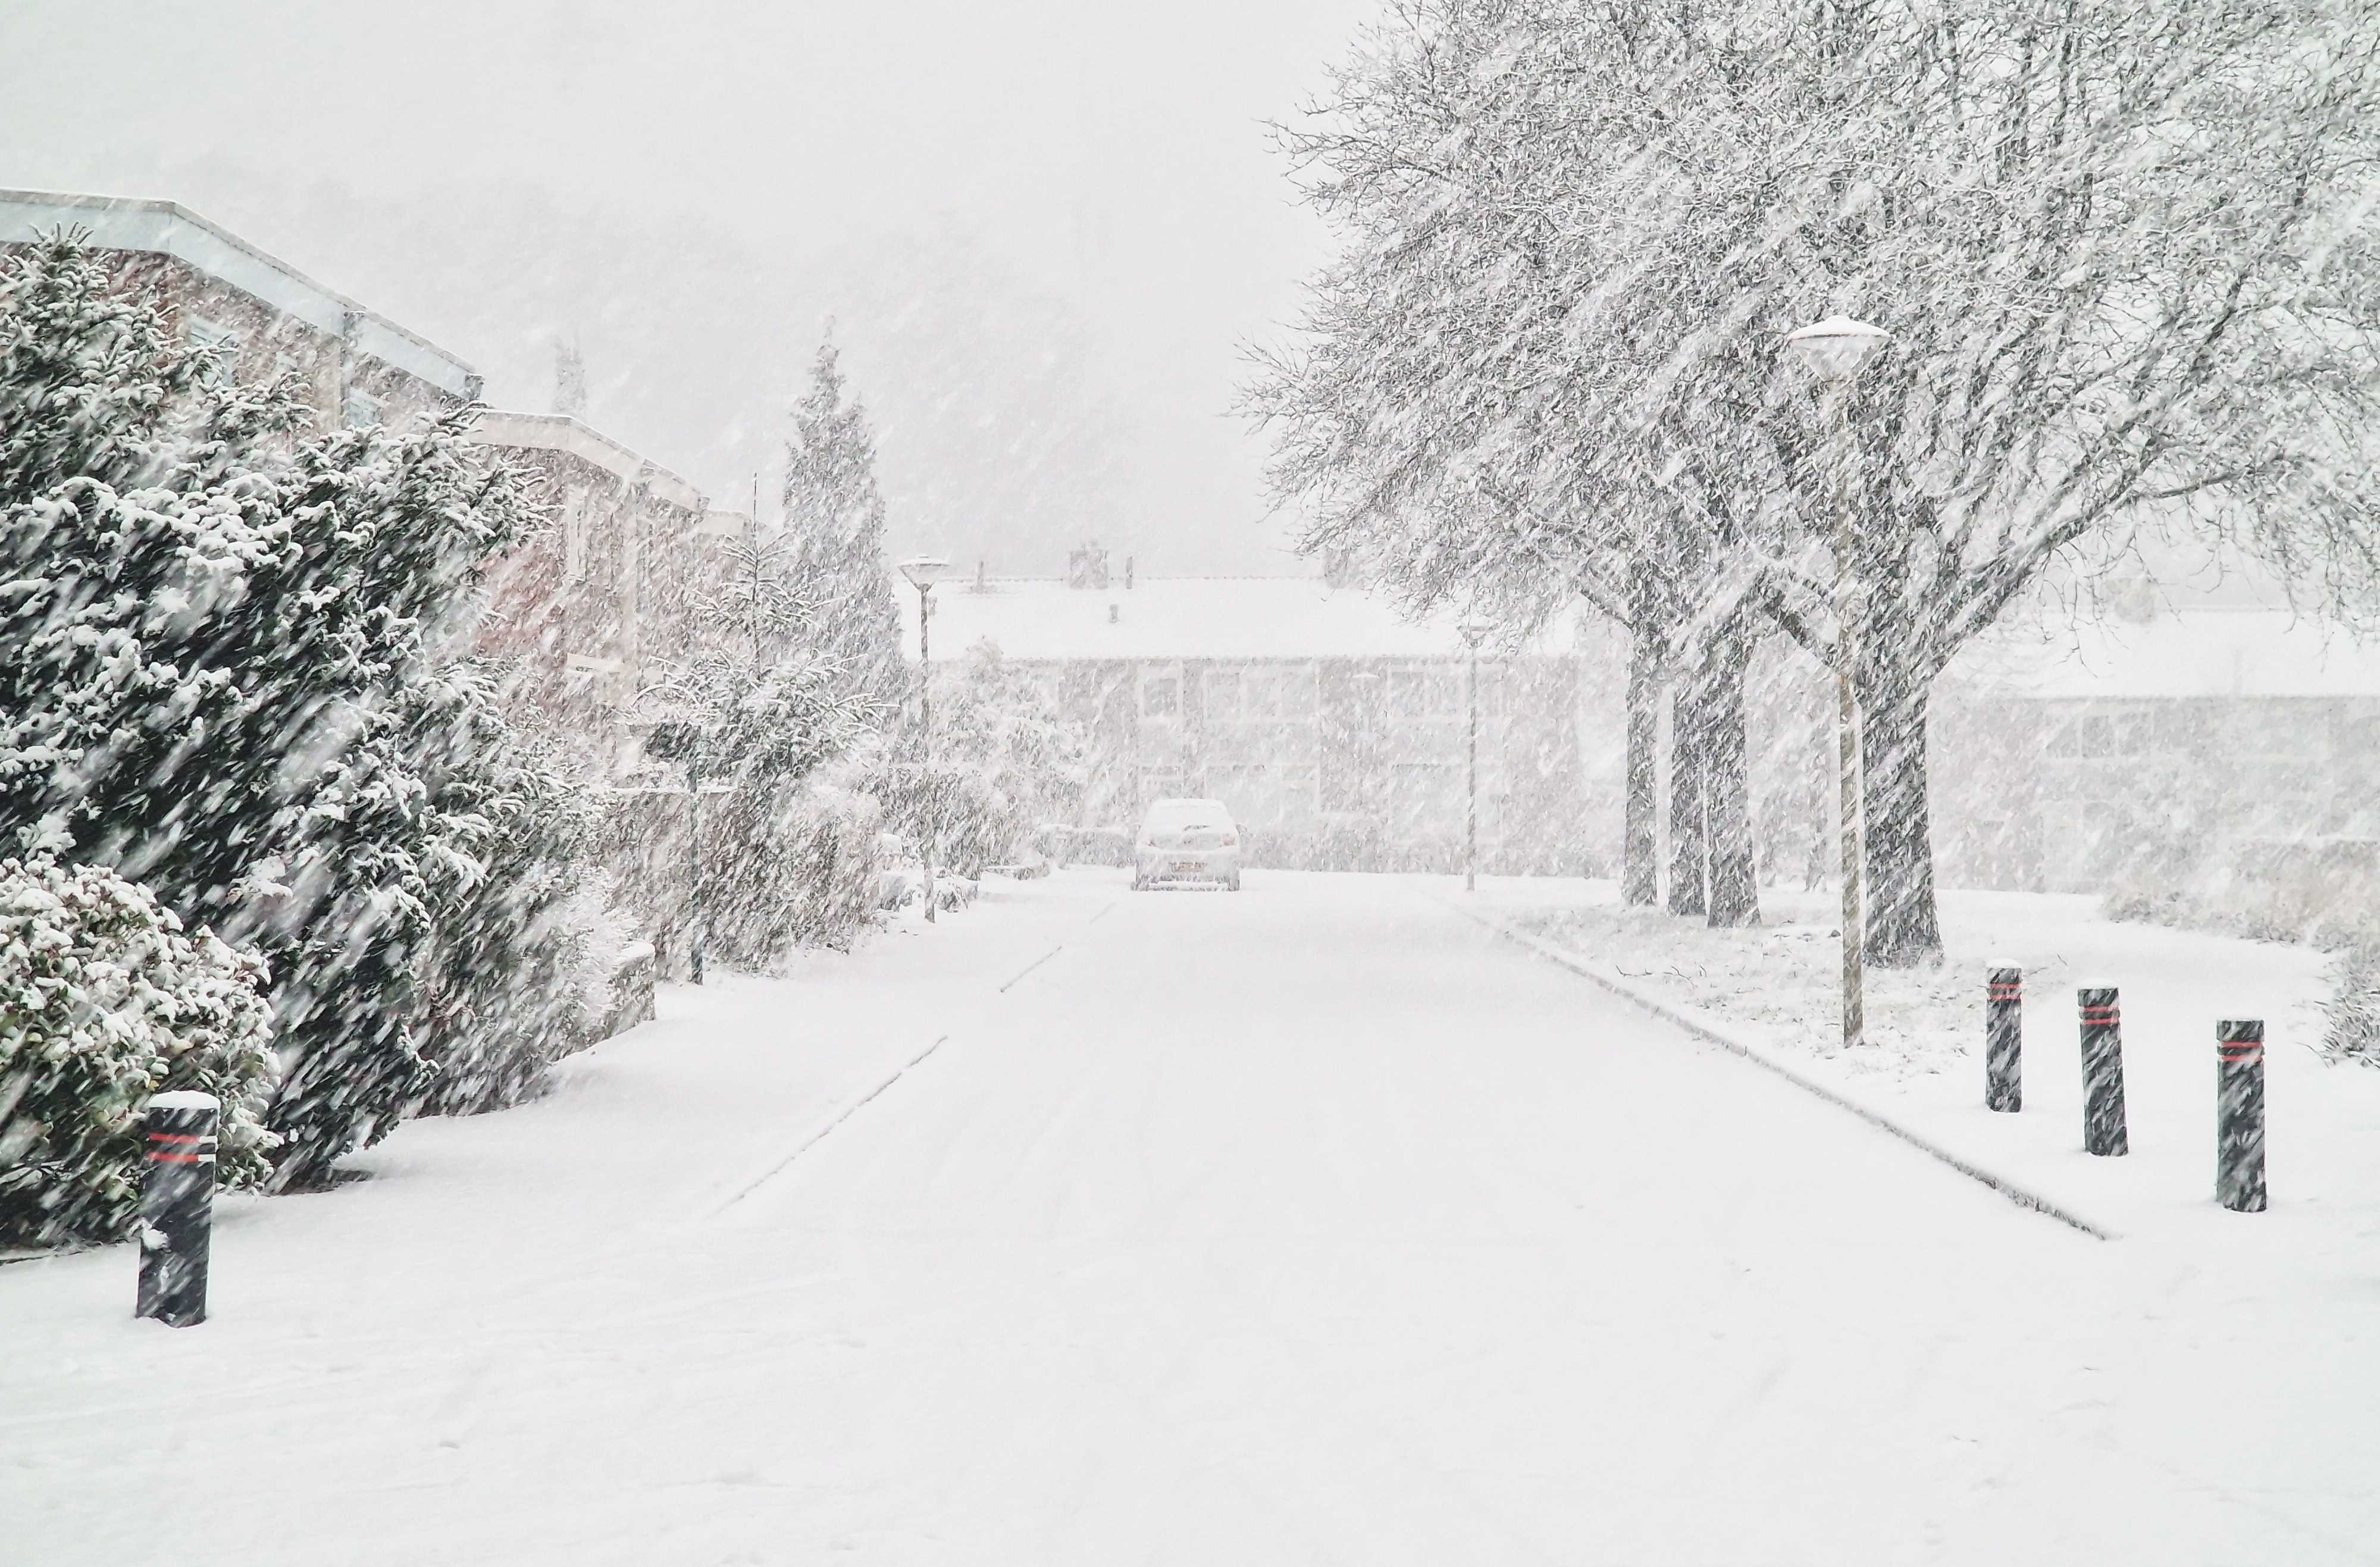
<box><xmin>1251</xmin><ymin>0</ymin><xmax>2380</xmax><ymax>964</ymax></box>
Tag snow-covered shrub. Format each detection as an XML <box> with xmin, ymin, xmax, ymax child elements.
<box><xmin>2320</xmin><ymin>941</ymin><xmax>2380</xmax><ymax>1070</ymax></box>
<box><xmin>701</xmin><ymin>779</ymin><xmax>883</xmax><ymax>967</ymax></box>
<box><xmin>0</xmin><ymin>233</ymin><xmax>544</xmax><ymax>1184</ymax></box>
<box><xmin>0</xmin><ymin>858</ymin><xmax>274</xmax><ymax>1249</ymax></box>
<box><xmin>412</xmin><ymin>697</ymin><xmax>615</xmax><ymax>1117</ymax></box>
<box><xmin>865</xmin><ymin>760</ymin><xmax>1010</xmax><ymax>880</ymax></box>
<box><xmin>772</xmin><ymin>784</ymin><xmax>882</xmax><ymax>952</ymax></box>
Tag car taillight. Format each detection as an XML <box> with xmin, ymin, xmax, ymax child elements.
<box><xmin>1221</xmin><ymin>835</ymin><xmax>1236</xmax><ymax>847</ymax></box>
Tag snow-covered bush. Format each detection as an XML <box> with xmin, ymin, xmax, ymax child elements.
<box><xmin>412</xmin><ymin>693</ymin><xmax>616</xmax><ymax>1116</ymax></box>
<box><xmin>2320</xmin><ymin>942</ymin><xmax>2380</xmax><ymax>1070</ymax></box>
<box><xmin>0</xmin><ymin>232</ymin><xmax>546</xmax><ymax>1184</ymax></box>
<box><xmin>700</xmin><ymin>779</ymin><xmax>883</xmax><ymax>968</ymax></box>
<box><xmin>0</xmin><ymin>858</ymin><xmax>274</xmax><ymax>1249</ymax></box>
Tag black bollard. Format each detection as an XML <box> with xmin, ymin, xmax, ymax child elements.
<box><xmin>135</xmin><ymin>1092</ymin><xmax>218</xmax><ymax>1327</ymax></box>
<box><xmin>1985</xmin><ymin>966</ymin><xmax>2022</xmax><ymax>1112</ymax></box>
<box><xmin>2216</xmin><ymin>1020</ymin><xmax>2268</xmax><ymax>1213</ymax></box>
<box><xmin>2078</xmin><ymin>987</ymin><xmax>2128</xmax><ymax>1157</ymax></box>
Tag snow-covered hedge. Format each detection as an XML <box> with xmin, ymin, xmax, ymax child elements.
<box><xmin>0</xmin><ymin>859</ymin><xmax>275</xmax><ymax>1249</ymax></box>
<box><xmin>702</xmin><ymin>782</ymin><xmax>882</xmax><ymax>966</ymax></box>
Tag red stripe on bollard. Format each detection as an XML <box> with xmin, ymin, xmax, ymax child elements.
<box><xmin>2078</xmin><ymin>988</ymin><xmax>2129</xmax><ymax>1156</ymax></box>
<box><xmin>1984</xmin><ymin>966</ymin><xmax>2022</xmax><ymax>1113</ymax></box>
<box><xmin>2217</xmin><ymin>1020</ymin><xmax>2267</xmax><ymax>1212</ymax></box>
<box><xmin>136</xmin><ymin>1093</ymin><xmax>218</xmax><ymax>1328</ymax></box>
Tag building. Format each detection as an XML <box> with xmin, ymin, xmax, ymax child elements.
<box><xmin>1</xmin><ymin>187</ymin><xmax>478</xmax><ymax>428</ymax></box>
<box><xmin>1937</xmin><ymin>606</ymin><xmax>2380</xmax><ymax>896</ymax></box>
<box><xmin>1</xmin><ymin>188</ymin><xmax>753</xmax><ymax>775</ymax></box>
<box><xmin>903</xmin><ymin>573</ymin><xmax>1607</xmax><ymax>873</ymax></box>
<box><xmin>465</xmin><ymin>411</ymin><xmax>735</xmax><ymax>768</ymax></box>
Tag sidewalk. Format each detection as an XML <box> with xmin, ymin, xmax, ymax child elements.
<box><xmin>1456</xmin><ymin>877</ymin><xmax>2380</xmax><ymax>1258</ymax></box>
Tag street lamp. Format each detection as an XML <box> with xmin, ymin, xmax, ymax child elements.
<box><xmin>1458</xmin><ymin>615</ymin><xmax>1495</xmax><ymax>892</ymax></box>
<box><xmin>898</xmin><ymin>556</ymin><xmax>953</xmax><ymax>923</ymax></box>
<box><xmin>1783</xmin><ymin>313</ymin><xmax>1892</xmax><ymax>1051</ymax></box>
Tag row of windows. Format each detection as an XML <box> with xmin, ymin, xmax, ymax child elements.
<box><xmin>1141</xmin><ymin>665</ymin><xmax>1495</xmax><ymax>722</ymax></box>
<box><xmin>2045</xmin><ymin>706</ymin><xmax>2331</xmax><ymax>761</ymax></box>
<box><xmin>1154</xmin><ymin>760</ymin><xmax>1471</xmax><ymax>827</ymax></box>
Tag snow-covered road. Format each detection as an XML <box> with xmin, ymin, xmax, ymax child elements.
<box><xmin>7</xmin><ymin>872</ymin><xmax>2373</xmax><ymax>1564</ymax></box>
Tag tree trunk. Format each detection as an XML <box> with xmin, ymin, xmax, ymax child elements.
<box><xmin>1859</xmin><ymin>665</ymin><xmax>1943</xmax><ymax>966</ymax></box>
<box><xmin>1623</xmin><ymin>591</ymin><xmax>1661</xmax><ymax>907</ymax></box>
<box><xmin>1666</xmin><ymin>662</ymin><xmax>1709</xmax><ymax>917</ymax></box>
<box><xmin>1703</xmin><ymin>618</ymin><xmax>1760</xmax><ymax>928</ymax></box>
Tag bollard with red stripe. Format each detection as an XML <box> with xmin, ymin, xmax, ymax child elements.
<box><xmin>2216</xmin><ymin>1020</ymin><xmax>2268</xmax><ymax>1213</ymax></box>
<box><xmin>135</xmin><ymin>1091</ymin><xmax>218</xmax><ymax>1327</ymax></box>
<box><xmin>1985</xmin><ymin>967</ymin><xmax>2022</xmax><ymax>1112</ymax></box>
<box><xmin>2077</xmin><ymin>988</ymin><xmax>2128</xmax><ymax>1157</ymax></box>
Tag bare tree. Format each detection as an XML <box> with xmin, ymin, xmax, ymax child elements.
<box><xmin>1254</xmin><ymin>0</ymin><xmax>2380</xmax><ymax>963</ymax></box>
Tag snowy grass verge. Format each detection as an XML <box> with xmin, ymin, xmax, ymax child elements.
<box><xmin>1451</xmin><ymin>877</ymin><xmax>2380</xmax><ymax>1255</ymax></box>
<box><xmin>1435</xmin><ymin>894</ymin><xmax>2115</xmax><ymax>1239</ymax></box>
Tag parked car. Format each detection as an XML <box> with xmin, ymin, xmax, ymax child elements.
<box><xmin>1133</xmin><ymin>797</ymin><xmax>1242</xmax><ymax>891</ymax></box>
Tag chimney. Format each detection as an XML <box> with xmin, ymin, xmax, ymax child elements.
<box><xmin>975</xmin><ymin>559</ymin><xmax>987</xmax><ymax>591</ymax></box>
<box><xmin>1125</xmin><ymin>555</ymin><xmax>1135</xmax><ymax>590</ymax></box>
<box><xmin>1108</xmin><ymin>603</ymin><xmax>1120</xmax><ymax>625</ymax></box>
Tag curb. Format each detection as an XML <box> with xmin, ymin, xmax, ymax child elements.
<box><xmin>1435</xmin><ymin>894</ymin><xmax>2118</xmax><ymax>1242</ymax></box>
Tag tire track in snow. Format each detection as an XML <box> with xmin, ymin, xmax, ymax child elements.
<box><xmin>709</xmin><ymin>895</ymin><xmax>1119</xmax><ymax>1218</ymax></box>
<box><xmin>709</xmin><ymin>1034</ymin><xmax>955</xmax><ymax>1217</ymax></box>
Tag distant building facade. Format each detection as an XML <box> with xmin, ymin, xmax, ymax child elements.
<box><xmin>906</xmin><ymin>575</ymin><xmax>1606</xmax><ymax>873</ymax></box>
<box><xmin>1933</xmin><ymin>607</ymin><xmax>2380</xmax><ymax>897</ymax></box>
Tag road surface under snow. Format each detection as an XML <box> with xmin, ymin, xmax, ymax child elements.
<box><xmin>5</xmin><ymin>871</ymin><xmax>2373</xmax><ymax>1564</ymax></box>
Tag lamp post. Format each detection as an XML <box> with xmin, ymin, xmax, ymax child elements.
<box><xmin>898</xmin><ymin>556</ymin><xmax>953</xmax><ymax>923</ymax></box>
<box><xmin>1783</xmin><ymin>314</ymin><xmax>1892</xmax><ymax>1051</ymax></box>
<box><xmin>1458</xmin><ymin>615</ymin><xmax>1494</xmax><ymax>892</ymax></box>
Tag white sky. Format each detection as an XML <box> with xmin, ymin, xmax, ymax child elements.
<box><xmin>0</xmin><ymin>0</ymin><xmax>1374</xmax><ymax>571</ymax></box>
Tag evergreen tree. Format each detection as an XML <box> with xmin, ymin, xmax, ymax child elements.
<box><xmin>781</xmin><ymin>339</ymin><xmax>901</xmax><ymax>710</ymax></box>
<box><xmin>0</xmin><ymin>233</ymin><xmax>555</xmax><ymax>1183</ymax></box>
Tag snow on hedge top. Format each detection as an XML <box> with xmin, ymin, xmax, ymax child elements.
<box><xmin>900</xmin><ymin>576</ymin><xmax>1582</xmax><ymax>663</ymax></box>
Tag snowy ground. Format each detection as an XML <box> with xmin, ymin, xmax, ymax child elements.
<box><xmin>1478</xmin><ymin>879</ymin><xmax>2380</xmax><ymax>1251</ymax></box>
<box><xmin>7</xmin><ymin>870</ymin><xmax>2378</xmax><ymax>1563</ymax></box>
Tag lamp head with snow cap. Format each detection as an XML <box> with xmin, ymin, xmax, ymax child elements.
<box><xmin>1783</xmin><ymin>315</ymin><xmax>1892</xmax><ymax>380</ymax></box>
<box><xmin>898</xmin><ymin>555</ymin><xmax>954</xmax><ymax>593</ymax></box>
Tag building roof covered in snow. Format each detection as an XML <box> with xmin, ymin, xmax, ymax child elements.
<box><xmin>0</xmin><ymin>187</ymin><xmax>480</xmax><ymax>399</ymax></box>
<box><xmin>1957</xmin><ymin>608</ymin><xmax>2380</xmax><ymax>701</ymax></box>
<box><xmin>469</xmin><ymin>410</ymin><xmax>709</xmax><ymax>514</ymax></box>
<box><xmin>900</xmin><ymin>576</ymin><xmax>1586</xmax><ymax>663</ymax></box>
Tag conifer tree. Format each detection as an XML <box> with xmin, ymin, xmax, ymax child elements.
<box><xmin>0</xmin><ymin>233</ymin><xmax>556</xmax><ymax>1183</ymax></box>
<box><xmin>781</xmin><ymin>339</ymin><xmax>901</xmax><ymax>710</ymax></box>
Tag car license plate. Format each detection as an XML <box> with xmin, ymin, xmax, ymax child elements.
<box><xmin>1172</xmin><ymin>861</ymin><xmax>1200</xmax><ymax>873</ymax></box>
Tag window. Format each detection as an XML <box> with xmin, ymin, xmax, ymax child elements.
<box><xmin>2047</xmin><ymin>707</ymin><xmax>2157</xmax><ymax>760</ymax></box>
<box><xmin>1207</xmin><ymin>762</ymin><xmax>1275</xmax><ymax>825</ymax></box>
<box><xmin>1206</xmin><ymin>669</ymin><xmax>1242</xmax><ymax>720</ymax></box>
<box><xmin>1142</xmin><ymin>674</ymin><xmax>1179</xmax><ymax>720</ymax></box>
<box><xmin>1388</xmin><ymin>761</ymin><xmax>1460</xmax><ymax>833</ymax></box>
<box><xmin>1388</xmin><ymin>667</ymin><xmax>1460</xmax><ymax>719</ymax></box>
<box><xmin>187</xmin><ymin>316</ymin><xmax>240</xmax><ymax>387</ymax></box>
<box><xmin>343</xmin><ymin>387</ymin><xmax>383</xmax><ymax>430</ymax></box>
<box><xmin>1244</xmin><ymin>671</ymin><xmax>1283</xmax><ymax>719</ymax></box>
